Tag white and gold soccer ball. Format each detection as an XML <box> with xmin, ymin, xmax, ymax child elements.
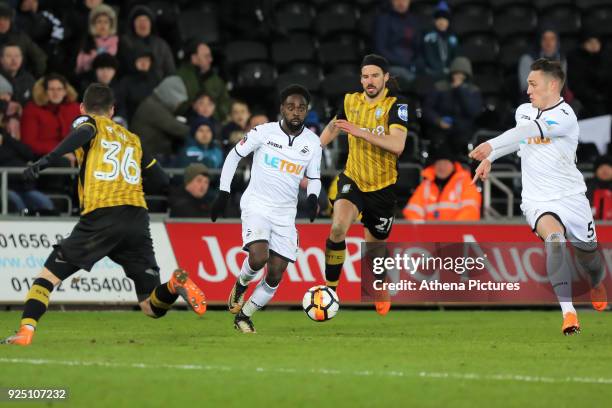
<box><xmin>302</xmin><ymin>285</ymin><xmax>340</xmax><ymax>322</ymax></box>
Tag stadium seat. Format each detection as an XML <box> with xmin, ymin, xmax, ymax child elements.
<box><xmin>582</xmin><ymin>7</ymin><xmax>612</xmax><ymax>38</ymax></box>
<box><xmin>148</xmin><ymin>1</ymin><xmax>180</xmax><ymax>24</ymax></box>
<box><xmin>177</xmin><ymin>9</ymin><xmax>219</xmax><ymax>45</ymax></box>
<box><xmin>448</xmin><ymin>0</ymin><xmax>489</xmax><ymax>8</ymax></box>
<box><xmin>272</xmin><ymin>1</ymin><xmax>315</xmax><ymax>35</ymax></box>
<box><xmin>493</xmin><ymin>6</ymin><xmax>537</xmax><ymax>37</ymax></box>
<box><xmin>327</xmin><ymin>63</ymin><xmax>360</xmax><ymax>76</ymax></box>
<box><xmin>283</xmin><ymin>62</ymin><xmax>322</xmax><ymax>78</ymax></box>
<box><xmin>539</xmin><ymin>6</ymin><xmax>581</xmax><ymax>36</ymax></box>
<box><xmin>490</xmin><ymin>0</ymin><xmax>531</xmax><ymax>9</ymax></box>
<box><xmin>224</xmin><ymin>41</ymin><xmax>268</xmax><ymax>71</ymax></box>
<box><xmin>354</xmin><ymin>0</ymin><xmax>380</xmax><ymax>9</ymax></box>
<box><xmin>318</xmin><ymin>41</ymin><xmax>360</xmax><ymax>70</ymax></box>
<box><xmin>577</xmin><ymin>143</ymin><xmax>600</xmax><ymax>166</ymax></box>
<box><xmin>358</xmin><ymin>11</ymin><xmax>375</xmax><ymax>46</ymax></box>
<box><xmin>276</xmin><ymin>73</ymin><xmax>321</xmax><ymax>94</ymax></box>
<box><xmin>411</xmin><ymin>0</ymin><xmax>438</xmax><ymax>16</ymax></box>
<box><xmin>499</xmin><ymin>36</ymin><xmax>533</xmax><ymax>73</ymax></box>
<box><xmin>320</xmin><ymin>72</ymin><xmax>361</xmax><ymax>106</ymax></box>
<box><xmin>235</xmin><ymin>62</ymin><xmax>277</xmax><ymax>89</ymax></box>
<box><xmin>560</xmin><ymin>34</ymin><xmax>578</xmax><ymax>54</ymax></box>
<box><xmin>451</xmin><ymin>5</ymin><xmax>493</xmax><ymax>37</ymax></box>
<box><xmin>473</xmin><ymin>74</ymin><xmax>502</xmax><ymax>96</ymax></box>
<box><xmin>270</xmin><ymin>40</ymin><xmax>316</xmax><ymax>68</ymax></box>
<box><xmin>314</xmin><ymin>2</ymin><xmax>358</xmax><ymax>39</ymax></box>
<box><xmin>395</xmin><ymin>164</ymin><xmax>423</xmax><ymax>205</ymax></box>
<box><xmin>576</xmin><ymin>0</ymin><xmax>612</xmax><ymax>11</ymax></box>
<box><xmin>459</xmin><ymin>34</ymin><xmax>500</xmax><ymax>65</ymax></box>
<box><xmin>533</xmin><ymin>0</ymin><xmax>574</xmax><ymax>12</ymax></box>
<box><xmin>412</xmin><ymin>74</ymin><xmax>435</xmax><ymax>100</ymax></box>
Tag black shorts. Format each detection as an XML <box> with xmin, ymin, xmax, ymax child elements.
<box><xmin>333</xmin><ymin>173</ymin><xmax>396</xmax><ymax>240</ymax></box>
<box><xmin>45</xmin><ymin>205</ymin><xmax>160</xmax><ymax>299</ymax></box>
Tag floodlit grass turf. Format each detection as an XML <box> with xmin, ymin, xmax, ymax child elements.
<box><xmin>0</xmin><ymin>310</ymin><xmax>611</xmax><ymax>408</ymax></box>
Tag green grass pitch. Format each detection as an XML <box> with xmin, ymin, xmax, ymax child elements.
<box><xmin>0</xmin><ymin>310</ymin><xmax>611</xmax><ymax>408</ymax></box>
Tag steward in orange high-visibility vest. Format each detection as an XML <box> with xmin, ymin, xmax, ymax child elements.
<box><xmin>403</xmin><ymin>155</ymin><xmax>481</xmax><ymax>221</ymax></box>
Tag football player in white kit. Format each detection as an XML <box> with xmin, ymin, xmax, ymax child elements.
<box><xmin>470</xmin><ymin>59</ymin><xmax>607</xmax><ymax>335</ymax></box>
<box><xmin>210</xmin><ymin>85</ymin><xmax>322</xmax><ymax>333</ymax></box>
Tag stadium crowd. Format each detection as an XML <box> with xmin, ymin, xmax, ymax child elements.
<box><xmin>0</xmin><ymin>0</ymin><xmax>611</xmax><ymax>220</ymax></box>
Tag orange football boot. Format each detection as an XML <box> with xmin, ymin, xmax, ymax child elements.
<box><xmin>562</xmin><ymin>312</ymin><xmax>580</xmax><ymax>336</ymax></box>
<box><xmin>1</xmin><ymin>326</ymin><xmax>34</xmax><ymax>346</ymax></box>
<box><xmin>169</xmin><ymin>268</ymin><xmax>207</xmax><ymax>316</ymax></box>
<box><xmin>590</xmin><ymin>283</ymin><xmax>608</xmax><ymax>312</ymax></box>
<box><xmin>374</xmin><ymin>287</ymin><xmax>391</xmax><ymax>316</ymax></box>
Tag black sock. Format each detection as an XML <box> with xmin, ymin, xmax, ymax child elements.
<box><xmin>149</xmin><ymin>282</ymin><xmax>179</xmax><ymax>318</ymax></box>
<box><xmin>21</xmin><ymin>278</ymin><xmax>54</xmax><ymax>329</ymax></box>
<box><xmin>325</xmin><ymin>239</ymin><xmax>346</xmax><ymax>291</ymax></box>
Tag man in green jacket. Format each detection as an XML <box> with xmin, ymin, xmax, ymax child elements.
<box><xmin>177</xmin><ymin>40</ymin><xmax>230</xmax><ymax>122</ymax></box>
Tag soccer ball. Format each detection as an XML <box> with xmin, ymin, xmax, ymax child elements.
<box><xmin>302</xmin><ymin>285</ymin><xmax>340</xmax><ymax>322</ymax></box>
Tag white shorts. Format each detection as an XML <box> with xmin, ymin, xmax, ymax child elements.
<box><xmin>521</xmin><ymin>193</ymin><xmax>597</xmax><ymax>250</ymax></box>
<box><xmin>241</xmin><ymin>211</ymin><xmax>298</xmax><ymax>262</ymax></box>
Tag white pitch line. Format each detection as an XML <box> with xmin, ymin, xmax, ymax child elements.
<box><xmin>1</xmin><ymin>358</ymin><xmax>611</xmax><ymax>386</ymax></box>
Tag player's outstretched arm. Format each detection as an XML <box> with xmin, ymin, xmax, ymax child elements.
<box><xmin>320</xmin><ymin>118</ymin><xmax>341</xmax><ymax>147</ymax></box>
<box><xmin>335</xmin><ymin>119</ymin><xmax>406</xmax><ymax>156</ymax></box>
<box><xmin>23</xmin><ymin>123</ymin><xmax>96</xmax><ymax>180</ymax></box>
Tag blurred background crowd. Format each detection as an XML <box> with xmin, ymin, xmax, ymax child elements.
<box><xmin>0</xmin><ymin>0</ymin><xmax>611</xmax><ymax>221</ymax></box>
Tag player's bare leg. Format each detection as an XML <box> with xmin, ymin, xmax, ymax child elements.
<box><xmin>364</xmin><ymin>229</ymin><xmax>391</xmax><ymax>316</ymax></box>
<box><xmin>574</xmin><ymin>248</ymin><xmax>608</xmax><ymax>311</ymax></box>
<box><xmin>228</xmin><ymin>242</ymin><xmax>268</xmax><ymax>314</ymax></box>
<box><xmin>324</xmin><ymin>199</ymin><xmax>359</xmax><ymax>292</ymax></box>
<box><xmin>1</xmin><ymin>267</ymin><xmax>61</xmax><ymax>346</ymax></box>
<box><xmin>536</xmin><ymin>215</ymin><xmax>580</xmax><ymax>335</ymax></box>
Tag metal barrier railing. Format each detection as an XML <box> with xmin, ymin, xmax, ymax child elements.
<box><xmin>2</xmin><ymin>166</ymin><xmax>595</xmax><ymax>219</ymax></box>
<box><xmin>482</xmin><ymin>170</ymin><xmax>594</xmax><ymax>219</ymax></box>
<box><xmin>5</xmin><ymin>166</ymin><xmax>415</xmax><ymax>215</ymax></box>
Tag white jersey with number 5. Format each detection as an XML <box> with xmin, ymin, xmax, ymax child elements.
<box><xmin>233</xmin><ymin>122</ymin><xmax>322</xmax><ymax>225</ymax></box>
<box><xmin>515</xmin><ymin>98</ymin><xmax>586</xmax><ymax>202</ymax></box>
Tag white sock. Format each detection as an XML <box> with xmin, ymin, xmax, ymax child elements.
<box><xmin>239</xmin><ymin>257</ymin><xmax>262</xmax><ymax>286</ymax></box>
<box><xmin>545</xmin><ymin>233</ymin><xmax>575</xmax><ymax>315</ymax></box>
<box><xmin>241</xmin><ymin>280</ymin><xmax>278</xmax><ymax>317</ymax></box>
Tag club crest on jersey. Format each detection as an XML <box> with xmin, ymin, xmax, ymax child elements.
<box><xmin>341</xmin><ymin>184</ymin><xmax>351</xmax><ymax>194</ymax></box>
<box><xmin>375</xmin><ymin>107</ymin><xmax>383</xmax><ymax>120</ymax></box>
<box><xmin>398</xmin><ymin>104</ymin><xmax>408</xmax><ymax>122</ymax></box>
<box><xmin>300</xmin><ymin>145</ymin><xmax>309</xmax><ymax>155</ymax></box>
<box><xmin>263</xmin><ymin>153</ymin><xmax>304</xmax><ymax>175</ymax></box>
<box><xmin>543</xmin><ymin>119</ymin><xmax>559</xmax><ymax>131</ymax></box>
<box><xmin>72</xmin><ymin>116</ymin><xmax>89</xmax><ymax>128</ymax></box>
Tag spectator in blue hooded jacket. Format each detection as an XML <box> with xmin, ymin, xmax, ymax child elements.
<box><xmin>373</xmin><ymin>0</ymin><xmax>421</xmax><ymax>85</ymax></box>
<box><xmin>421</xmin><ymin>1</ymin><xmax>459</xmax><ymax>80</ymax></box>
<box><xmin>175</xmin><ymin>117</ymin><xmax>223</xmax><ymax>169</ymax></box>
